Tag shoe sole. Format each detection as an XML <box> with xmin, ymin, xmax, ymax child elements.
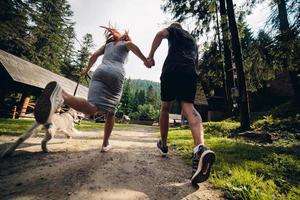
<box><xmin>34</xmin><ymin>81</ymin><xmax>60</xmax><ymax>124</ymax></box>
<box><xmin>191</xmin><ymin>150</ymin><xmax>215</xmax><ymax>184</ymax></box>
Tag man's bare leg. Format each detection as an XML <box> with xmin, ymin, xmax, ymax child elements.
<box><xmin>181</xmin><ymin>101</ymin><xmax>215</xmax><ymax>184</ymax></box>
<box><xmin>180</xmin><ymin>102</ymin><xmax>204</xmax><ymax>146</ymax></box>
<box><xmin>159</xmin><ymin>101</ymin><xmax>172</xmax><ymax>147</ymax></box>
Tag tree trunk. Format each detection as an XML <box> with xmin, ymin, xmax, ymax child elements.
<box><xmin>225</xmin><ymin>0</ymin><xmax>250</xmax><ymax>130</ymax></box>
<box><xmin>277</xmin><ymin>0</ymin><xmax>300</xmax><ymax>103</ymax></box>
<box><xmin>219</xmin><ymin>0</ymin><xmax>235</xmax><ymax>115</ymax></box>
<box><xmin>215</xmin><ymin>2</ymin><xmax>228</xmax><ymax>114</ymax></box>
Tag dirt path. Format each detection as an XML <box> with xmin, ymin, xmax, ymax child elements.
<box><xmin>0</xmin><ymin>125</ymin><xmax>223</xmax><ymax>200</ymax></box>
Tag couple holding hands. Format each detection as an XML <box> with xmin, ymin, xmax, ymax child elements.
<box><xmin>34</xmin><ymin>22</ymin><xmax>215</xmax><ymax>184</ymax></box>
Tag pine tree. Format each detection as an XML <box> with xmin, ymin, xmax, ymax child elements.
<box><xmin>29</xmin><ymin>0</ymin><xmax>75</xmax><ymax>74</ymax></box>
<box><xmin>0</xmin><ymin>0</ymin><xmax>31</xmax><ymax>58</ymax></box>
<box><xmin>137</xmin><ymin>90</ymin><xmax>146</xmax><ymax>105</ymax></box>
<box><xmin>61</xmin><ymin>33</ymin><xmax>94</xmax><ymax>85</ymax></box>
<box><xmin>146</xmin><ymin>85</ymin><xmax>159</xmax><ymax>108</ymax></box>
<box><xmin>118</xmin><ymin>79</ymin><xmax>133</xmax><ymax>115</ymax></box>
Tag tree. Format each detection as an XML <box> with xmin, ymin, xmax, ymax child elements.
<box><xmin>245</xmin><ymin>0</ymin><xmax>300</xmax><ymax>103</ymax></box>
<box><xmin>0</xmin><ymin>0</ymin><xmax>31</xmax><ymax>58</ymax></box>
<box><xmin>129</xmin><ymin>104</ymin><xmax>159</xmax><ymax>121</ymax></box>
<box><xmin>226</xmin><ymin>0</ymin><xmax>250</xmax><ymax>130</ymax></box>
<box><xmin>146</xmin><ymin>85</ymin><xmax>159</xmax><ymax>108</ymax></box>
<box><xmin>29</xmin><ymin>0</ymin><xmax>75</xmax><ymax>74</ymax></box>
<box><xmin>118</xmin><ymin>79</ymin><xmax>133</xmax><ymax>115</ymax></box>
<box><xmin>219</xmin><ymin>0</ymin><xmax>235</xmax><ymax>113</ymax></box>
<box><xmin>200</xmin><ymin>41</ymin><xmax>224</xmax><ymax>95</ymax></box>
<box><xmin>275</xmin><ymin>0</ymin><xmax>300</xmax><ymax>103</ymax></box>
<box><xmin>61</xmin><ymin>33</ymin><xmax>94</xmax><ymax>86</ymax></box>
<box><xmin>137</xmin><ymin>90</ymin><xmax>146</xmax><ymax>105</ymax></box>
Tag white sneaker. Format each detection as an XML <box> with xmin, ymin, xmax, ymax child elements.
<box><xmin>34</xmin><ymin>81</ymin><xmax>64</xmax><ymax>124</ymax></box>
<box><xmin>101</xmin><ymin>144</ymin><xmax>112</xmax><ymax>152</ymax></box>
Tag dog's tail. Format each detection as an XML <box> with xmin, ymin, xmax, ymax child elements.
<box><xmin>1</xmin><ymin>122</ymin><xmax>41</xmax><ymax>158</ymax></box>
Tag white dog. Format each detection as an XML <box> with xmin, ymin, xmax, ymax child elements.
<box><xmin>1</xmin><ymin>109</ymin><xmax>82</xmax><ymax>157</ymax></box>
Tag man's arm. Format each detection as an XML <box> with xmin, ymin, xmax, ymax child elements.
<box><xmin>148</xmin><ymin>29</ymin><xmax>169</xmax><ymax>59</ymax></box>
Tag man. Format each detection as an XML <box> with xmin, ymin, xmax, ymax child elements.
<box><xmin>147</xmin><ymin>22</ymin><xmax>215</xmax><ymax>184</ymax></box>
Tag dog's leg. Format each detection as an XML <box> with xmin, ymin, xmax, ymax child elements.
<box><xmin>1</xmin><ymin>122</ymin><xmax>41</xmax><ymax>158</ymax></box>
<box><xmin>61</xmin><ymin>130</ymin><xmax>72</xmax><ymax>139</ymax></box>
<box><xmin>41</xmin><ymin>124</ymin><xmax>55</xmax><ymax>153</ymax></box>
<box><xmin>71</xmin><ymin>127</ymin><xmax>82</xmax><ymax>135</ymax></box>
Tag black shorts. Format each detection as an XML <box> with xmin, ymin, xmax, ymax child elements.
<box><xmin>160</xmin><ymin>73</ymin><xmax>197</xmax><ymax>103</ymax></box>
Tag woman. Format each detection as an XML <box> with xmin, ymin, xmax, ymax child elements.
<box><xmin>34</xmin><ymin>26</ymin><xmax>153</xmax><ymax>152</ymax></box>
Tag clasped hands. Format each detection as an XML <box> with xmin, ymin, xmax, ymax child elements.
<box><xmin>144</xmin><ymin>57</ymin><xmax>155</xmax><ymax>68</ymax></box>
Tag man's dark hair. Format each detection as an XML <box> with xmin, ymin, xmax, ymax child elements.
<box><xmin>169</xmin><ymin>22</ymin><xmax>182</xmax><ymax>29</ymax></box>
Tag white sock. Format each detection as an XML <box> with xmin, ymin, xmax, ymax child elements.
<box><xmin>193</xmin><ymin>144</ymin><xmax>203</xmax><ymax>154</ymax></box>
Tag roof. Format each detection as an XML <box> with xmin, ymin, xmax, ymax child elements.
<box><xmin>194</xmin><ymin>82</ymin><xmax>208</xmax><ymax>106</ymax></box>
<box><xmin>0</xmin><ymin>50</ymin><xmax>88</xmax><ymax>98</ymax></box>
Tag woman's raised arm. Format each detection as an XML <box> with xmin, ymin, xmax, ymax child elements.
<box><xmin>125</xmin><ymin>41</ymin><xmax>153</xmax><ymax>68</ymax></box>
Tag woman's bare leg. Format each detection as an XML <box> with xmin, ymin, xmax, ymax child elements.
<box><xmin>62</xmin><ymin>90</ymin><xmax>98</xmax><ymax>115</ymax></box>
<box><xmin>102</xmin><ymin>112</ymin><xmax>115</xmax><ymax>148</ymax></box>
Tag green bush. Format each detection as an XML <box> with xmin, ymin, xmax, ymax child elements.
<box><xmin>129</xmin><ymin>104</ymin><xmax>159</xmax><ymax>120</ymax></box>
<box><xmin>203</xmin><ymin>121</ymin><xmax>240</xmax><ymax>137</ymax></box>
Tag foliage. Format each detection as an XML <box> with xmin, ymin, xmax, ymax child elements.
<box><xmin>238</xmin><ymin>17</ymin><xmax>280</xmax><ymax>93</ymax></box>
<box><xmin>0</xmin><ymin>0</ymin><xmax>96</xmax><ymax>83</ymax></box>
<box><xmin>253</xmin><ymin>114</ymin><xmax>300</xmax><ymax>136</ymax></box>
<box><xmin>162</xmin><ymin>0</ymin><xmax>217</xmax><ymax>38</ymax></box>
<box><xmin>130</xmin><ymin>79</ymin><xmax>160</xmax><ymax>94</ymax></box>
<box><xmin>28</xmin><ymin>0</ymin><xmax>75</xmax><ymax>74</ymax></box>
<box><xmin>61</xmin><ymin>33</ymin><xmax>94</xmax><ymax>86</ymax></box>
<box><xmin>129</xmin><ymin>104</ymin><xmax>159</xmax><ymax>121</ymax></box>
<box><xmin>0</xmin><ymin>0</ymin><xmax>31</xmax><ymax>58</ymax></box>
<box><xmin>117</xmin><ymin>79</ymin><xmax>133</xmax><ymax>115</ymax></box>
<box><xmin>203</xmin><ymin>121</ymin><xmax>239</xmax><ymax>137</ymax></box>
<box><xmin>199</xmin><ymin>42</ymin><xmax>224</xmax><ymax>95</ymax></box>
<box><xmin>167</xmin><ymin>123</ymin><xmax>300</xmax><ymax>199</ymax></box>
<box><xmin>117</xmin><ymin>79</ymin><xmax>161</xmax><ymax>117</ymax></box>
<box><xmin>146</xmin><ymin>85</ymin><xmax>160</xmax><ymax>109</ymax></box>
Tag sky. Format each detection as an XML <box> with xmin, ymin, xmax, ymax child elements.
<box><xmin>68</xmin><ymin>0</ymin><xmax>270</xmax><ymax>82</ymax></box>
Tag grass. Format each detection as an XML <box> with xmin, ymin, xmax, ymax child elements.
<box><xmin>252</xmin><ymin>114</ymin><xmax>300</xmax><ymax>139</ymax></box>
<box><xmin>250</xmin><ymin>101</ymin><xmax>300</xmax><ymax>140</ymax></box>
<box><xmin>0</xmin><ymin>118</ymin><xmax>35</xmax><ymax>136</ymax></box>
<box><xmin>168</xmin><ymin>123</ymin><xmax>300</xmax><ymax>200</ymax></box>
<box><xmin>0</xmin><ymin>118</ymin><xmax>131</xmax><ymax>136</ymax></box>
